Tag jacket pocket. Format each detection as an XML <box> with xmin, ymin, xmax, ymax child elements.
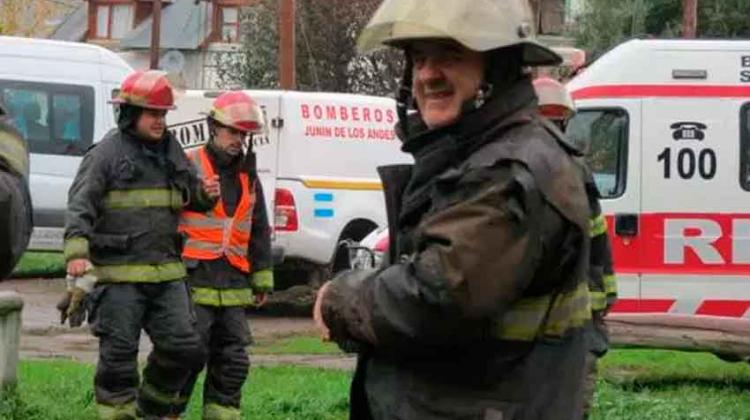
<box><xmin>90</xmin><ymin>233</ymin><xmax>131</xmax><ymax>253</ymax></box>
<box><xmin>88</xmin><ymin>284</ymin><xmax>110</xmax><ymax>336</ymax></box>
<box><xmin>114</xmin><ymin>157</ymin><xmax>141</xmax><ymax>183</ymax></box>
<box><xmin>170</xmin><ymin>172</ymin><xmax>192</xmax><ymax>209</ymax></box>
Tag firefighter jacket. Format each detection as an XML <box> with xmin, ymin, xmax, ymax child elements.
<box><xmin>64</xmin><ymin>129</ymin><xmax>215</xmax><ymax>283</ymax></box>
<box><xmin>320</xmin><ymin>78</ymin><xmax>593</xmax><ymax>419</ymax></box>
<box><xmin>0</xmin><ymin>116</ymin><xmax>32</xmax><ymax>279</ymax></box>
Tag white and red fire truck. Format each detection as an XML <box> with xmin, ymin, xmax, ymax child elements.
<box><xmin>569</xmin><ymin>39</ymin><xmax>750</xmax><ymax>320</ymax></box>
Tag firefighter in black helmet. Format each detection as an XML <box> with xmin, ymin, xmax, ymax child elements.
<box><xmin>534</xmin><ymin>76</ymin><xmax>618</xmax><ymax>420</ymax></box>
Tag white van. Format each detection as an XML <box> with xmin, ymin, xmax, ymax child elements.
<box><xmin>567</xmin><ymin>39</ymin><xmax>750</xmax><ymax>320</ymax></box>
<box><xmin>168</xmin><ymin>90</ymin><xmax>411</xmax><ymax>286</ymax></box>
<box><xmin>0</xmin><ymin>36</ymin><xmax>132</xmax><ymax>250</ymax></box>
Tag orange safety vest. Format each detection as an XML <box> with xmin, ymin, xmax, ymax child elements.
<box><xmin>179</xmin><ymin>146</ymin><xmax>255</xmax><ymax>273</ymax></box>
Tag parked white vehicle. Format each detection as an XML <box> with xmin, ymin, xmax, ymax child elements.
<box><xmin>568</xmin><ymin>39</ymin><xmax>750</xmax><ymax>319</ymax></box>
<box><xmin>347</xmin><ymin>225</ymin><xmax>388</xmax><ymax>270</ymax></box>
<box><xmin>168</xmin><ymin>90</ymin><xmax>412</xmax><ymax>286</ymax></box>
<box><xmin>0</xmin><ymin>36</ymin><xmax>132</xmax><ymax>250</ymax></box>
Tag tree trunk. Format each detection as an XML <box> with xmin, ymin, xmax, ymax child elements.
<box><xmin>682</xmin><ymin>0</ymin><xmax>698</xmax><ymax>38</ymax></box>
<box><xmin>279</xmin><ymin>0</ymin><xmax>296</xmax><ymax>89</ymax></box>
<box><xmin>607</xmin><ymin>313</ymin><xmax>750</xmax><ymax>359</ymax></box>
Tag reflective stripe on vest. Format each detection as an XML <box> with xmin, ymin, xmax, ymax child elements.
<box><xmin>191</xmin><ymin>287</ymin><xmax>254</xmax><ymax>307</ymax></box>
<box><xmin>590</xmin><ymin>291</ymin><xmax>607</xmax><ymax>312</ymax></box>
<box><xmin>603</xmin><ymin>274</ymin><xmax>617</xmax><ymax>296</ymax></box>
<box><xmin>495</xmin><ymin>281</ymin><xmax>591</xmax><ymax>342</ymax></box>
<box><xmin>179</xmin><ymin>147</ymin><xmax>255</xmax><ymax>273</ymax></box>
<box><xmin>104</xmin><ymin>188</ymin><xmax>184</xmax><ymax>210</ymax></box>
<box><xmin>590</xmin><ymin>214</ymin><xmax>608</xmax><ymax>237</ymax></box>
<box><xmin>589</xmin><ymin>214</ymin><xmax>615</xmax><ymax>312</ymax></box>
<box><xmin>63</xmin><ymin>237</ymin><xmax>90</xmax><ymax>261</ymax></box>
<box><xmin>140</xmin><ymin>380</ymin><xmax>189</xmax><ymax>406</ymax></box>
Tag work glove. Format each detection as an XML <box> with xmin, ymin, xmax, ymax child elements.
<box><xmin>251</xmin><ymin>269</ymin><xmax>274</xmax><ymax>308</ymax></box>
<box><xmin>56</xmin><ymin>262</ymin><xmax>97</xmax><ymax>327</ymax></box>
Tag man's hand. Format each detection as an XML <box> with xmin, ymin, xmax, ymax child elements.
<box><xmin>251</xmin><ymin>270</ymin><xmax>274</xmax><ymax>308</ymax></box>
<box><xmin>202</xmin><ymin>175</ymin><xmax>221</xmax><ymax>200</ymax></box>
<box><xmin>253</xmin><ymin>292</ymin><xmax>268</xmax><ymax>308</ymax></box>
<box><xmin>66</xmin><ymin>258</ymin><xmax>91</xmax><ymax>277</ymax></box>
<box><xmin>313</xmin><ymin>281</ymin><xmax>332</xmax><ymax>341</ymax></box>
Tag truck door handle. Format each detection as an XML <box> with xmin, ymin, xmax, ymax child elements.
<box><xmin>614</xmin><ymin>213</ymin><xmax>639</xmax><ymax>237</ymax></box>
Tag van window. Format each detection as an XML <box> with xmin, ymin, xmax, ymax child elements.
<box><xmin>0</xmin><ymin>80</ymin><xmax>95</xmax><ymax>157</ymax></box>
<box><xmin>740</xmin><ymin>104</ymin><xmax>750</xmax><ymax>190</ymax></box>
<box><xmin>566</xmin><ymin>108</ymin><xmax>629</xmax><ymax>198</ymax></box>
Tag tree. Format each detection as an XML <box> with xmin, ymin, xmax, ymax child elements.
<box><xmin>699</xmin><ymin>0</ymin><xmax>750</xmax><ymax>38</ymax></box>
<box><xmin>0</xmin><ymin>0</ymin><xmax>71</xmax><ymax>37</ymax></box>
<box><xmin>0</xmin><ymin>0</ymin><xmax>26</xmax><ymax>35</ymax></box>
<box><xmin>571</xmin><ymin>0</ymin><xmax>663</xmax><ymax>60</ymax></box>
<box><xmin>213</xmin><ymin>0</ymin><xmax>402</xmax><ymax>96</ymax></box>
<box><xmin>572</xmin><ymin>0</ymin><xmax>750</xmax><ymax>61</ymax></box>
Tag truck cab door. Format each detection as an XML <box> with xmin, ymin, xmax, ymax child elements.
<box><xmin>639</xmin><ymin>97</ymin><xmax>742</xmax><ymax>315</ymax></box>
<box><xmin>567</xmin><ymin>98</ymin><xmax>642</xmax><ymax>312</ymax></box>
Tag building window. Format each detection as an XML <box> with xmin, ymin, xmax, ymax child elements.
<box><xmin>220</xmin><ymin>6</ymin><xmax>240</xmax><ymax>42</ymax></box>
<box><xmin>566</xmin><ymin>108</ymin><xmax>630</xmax><ymax>198</ymax></box>
<box><xmin>95</xmin><ymin>4</ymin><xmax>110</xmax><ymax>38</ymax></box>
<box><xmin>93</xmin><ymin>2</ymin><xmax>133</xmax><ymax>40</ymax></box>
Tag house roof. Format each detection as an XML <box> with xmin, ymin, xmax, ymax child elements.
<box><xmin>120</xmin><ymin>0</ymin><xmax>212</xmax><ymax>50</ymax></box>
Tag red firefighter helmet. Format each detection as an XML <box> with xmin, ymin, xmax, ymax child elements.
<box><xmin>206</xmin><ymin>91</ymin><xmax>265</xmax><ymax>134</ymax></box>
<box><xmin>533</xmin><ymin>77</ymin><xmax>576</xmax><ymax>121</ymax></box>
<box><xmin>110</xmin><ymin>70</ymin><xmax>176</xmax><ymax>110</ymax></box>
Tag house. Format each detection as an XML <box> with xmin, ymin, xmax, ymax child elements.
<box><xmin>51</xmin><ymin>0</ymin><xmax>253</xmax><ymax>89</ymax></box>
<box><xmin>47</xmin><ymin>0</ymin><xmax>580</xmax><ymax>89</ymax></box>
<box><xmin>531</xmin><ymin>0</ymin><xmax>578</xmax><ymax>47</ymax></box>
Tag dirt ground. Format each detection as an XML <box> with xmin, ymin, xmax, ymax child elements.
<box><xmin>0</xmin><ymin>278</ymin><xmax>355</xmax><ymax>370</ymax></box>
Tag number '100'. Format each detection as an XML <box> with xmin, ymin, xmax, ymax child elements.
<box><xmin>657</xmin><ymin>147</ymin><xmax>717</xmax><ymax>180</ymax></box>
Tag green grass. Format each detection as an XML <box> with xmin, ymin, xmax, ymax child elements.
<box><xmin>11</xmin><ymin>252</ymin><xmax>65</xmax><ymax>278</ymax></box>
<box><xmin>5</xmin><ymin>349</ymin><xmax>750</xmax><ymax>419</ymax></box>
<box><xmin>591</xmin><ymin>350</ymin><xmax>750</xmax><ymax>420</ymax></box>
<box><xmin>2</xmin><ymin>361</ymin><xmax>349</xmax><ymax>420</ymax></box>
<box><xmin>253</xmin><ymin>335</ymin><xmax>342</xmax><ymax>355</ymax></box>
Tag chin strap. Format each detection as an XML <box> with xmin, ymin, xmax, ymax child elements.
<box><xmin>397</xmin><ymin>53</ymin><xmax>414</xmax><ymax>139</ymax></box>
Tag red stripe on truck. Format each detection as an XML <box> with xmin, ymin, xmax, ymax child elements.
<box><xmin>695</xmin><ymin>300</ymin><xmax>750</xmax><ymax>317</ymax></box>
<box><xmin>607</xmin><ymin>213</ymin><xmax>750</xmax><ymax>275</ymax></box>
<box><xmin>572</xmin><ymin>85</ymin><xmax>750</xmax><ymax>100</ymax></box>
<box><xmin>611</xmin><ymin>299</ymin><xmax>676</xmax><ymax>313</ymax></box>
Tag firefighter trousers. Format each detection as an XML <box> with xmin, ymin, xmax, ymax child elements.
<box><xmin>177</xmin><ymin>304</ymin><xmax>251</xmax><ymax>413</ymax></box>
<box><xmin>582</xmin><ymin>314</ymin><xmax>610</xmax><ymax>419</ymax></box>
<box><xmin>89</xmin><ymin>280</ymin><xmax>207</xmax><ymax>417</ymax></box>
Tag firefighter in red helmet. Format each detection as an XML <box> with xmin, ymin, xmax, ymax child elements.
<box><xmin>61</xmin><ymin>70</ymin><xmax>220</xmax><ymax>419</ymax></box>
<box><xmin>176</xmin><ymin>91</ymin><xmax>273</xmax><ymax>419</ymax></box>
<box><xmin>534</xmin><ymin>77</ymin><xmax>618</xmax><ymax>419</ymax></box>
